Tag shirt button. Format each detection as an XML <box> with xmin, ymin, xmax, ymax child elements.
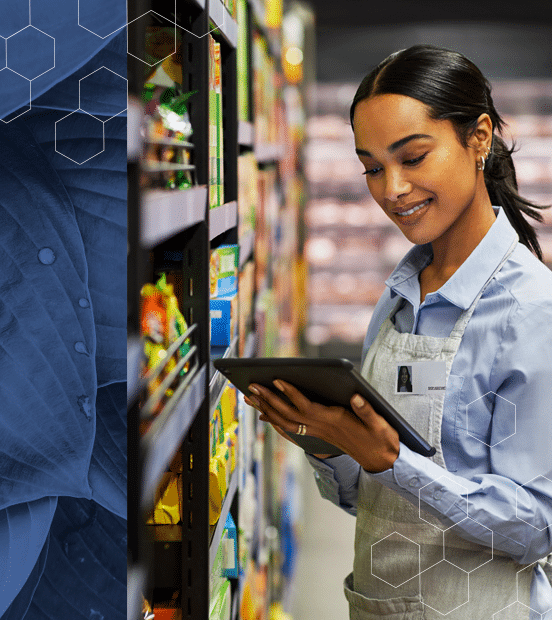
<box><xmin>408</xmin><ymin>477</ymin><xmax>420</xmax><ymax>488</ymax></box>
<box><xmin>78</xmin><ymin>298</ymin><xmax>90</xmax><ymax>308</ymax></box>
<box><xmin>38</xmin><ymin>247</ymin><xmax>56</xmax><ymax>265</ymax></box>
<box><xmin>74</xmin><ymin>341</ymin><xmax>89</xmax><ymax>355</ymax></box>
<box><xmin>433</xmin><ymin>489</ymin><xmax>443</xmax><ymax>501</ymax></box>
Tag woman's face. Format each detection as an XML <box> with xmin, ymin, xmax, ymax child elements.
<box><xmin>400</xmin><ymin>367</ymin><xmax>409</xmax><ymax>383</ymax></box>
<box><xmin>353</xmin><ymin>94</ymin><xmax>491</xmax><ymax>248</ymax></box>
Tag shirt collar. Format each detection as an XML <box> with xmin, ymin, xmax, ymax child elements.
<box><xmin>385</xmin><ymin>208</ymin><xmax>519</xmax><ymax>310</ymax></box>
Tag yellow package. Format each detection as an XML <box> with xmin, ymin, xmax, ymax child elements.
<box><xmin>209</xmin><ymin>458</ymin><xmax>224</xmax><ymax>526</ymax></box>
<box><xmin>146</xmin><ymin>472</ymin><xmax>181</xmax><ymax>525</ymax></box>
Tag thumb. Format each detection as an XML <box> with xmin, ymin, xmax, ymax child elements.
<box><xmin>350</xmin><ymin>393</ymin><xmax>377</xmax><ymax>425</ymax></box>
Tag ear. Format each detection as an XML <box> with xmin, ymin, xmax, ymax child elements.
<box><xmin>468</xmin><ymin>113</ymin><xmax>493</xmax><ymax>153</ymax></box>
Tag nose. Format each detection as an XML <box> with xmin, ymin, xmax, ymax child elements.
<box><xmin>384</xmin><ymin>169</ymin><xmax>410</xmax><ymax>203</ymax></box>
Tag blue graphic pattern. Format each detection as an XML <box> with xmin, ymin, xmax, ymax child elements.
<box><xmin>0</xmin><ymin>11</ymin><xmax>126</xmax><ymax>617</ymax></box>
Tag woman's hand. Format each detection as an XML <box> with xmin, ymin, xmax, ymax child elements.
<box><xmin>244</xmin><ymin>379</ymin><xmax>400</xmax><ymax>473</ymax></box>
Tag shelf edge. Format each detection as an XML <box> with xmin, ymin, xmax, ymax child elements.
<box><xmin>209</xmin><ymin>201</ymin><xmax>238</xmax><ymax>240</ymax></box>
<box><xmin>209</xmin><ymin>469</ymin><xmax>238</xmax><ymax>571</ymax></box>
<box><xmin>141</xmin><ymin>186</ymin><xmax>208</xmax><ymax>248</ymax></box>
<box><xmin>141</xmin><ymin>364</ymin><xmax>207</xmax><ymax>505</ymax></box>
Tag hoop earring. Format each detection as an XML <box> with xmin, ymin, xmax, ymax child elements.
<box><xmin>477</xmin><ymin>155</ymin><xmax>486</xmax><ymax>171</ymax></box>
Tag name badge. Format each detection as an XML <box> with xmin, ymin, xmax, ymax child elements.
<box><xmin>395</xmin><ymin>361</ymin><xmax>446</xmax><ymax>395</ymax></box>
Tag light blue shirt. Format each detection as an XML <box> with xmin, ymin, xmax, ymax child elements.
<box><xmin>307</xmin><ymin>208</ymin><xmax>552</xmax><ymax>608</ymax></box>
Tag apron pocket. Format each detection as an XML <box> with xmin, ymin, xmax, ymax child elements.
<box><xmin>344</xmin><ymin>572</ymin><xmax>425</xmax><ymax>620</ymax></box>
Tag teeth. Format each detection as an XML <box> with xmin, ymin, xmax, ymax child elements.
<box><xmin>398</xmin><ymin>199</ymin><xmax>430</xmax><ymax>217</ymax></box>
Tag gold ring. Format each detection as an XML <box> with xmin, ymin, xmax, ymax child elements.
<box><xmin>297</xmin><ymin>424</ymin><xmax>307</xmax><ymax>435</ymax></box>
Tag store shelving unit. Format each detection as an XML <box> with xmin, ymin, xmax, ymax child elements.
<box><xmin>127</xmin><ymin>0</ymin><xmax>312</xmax><ymax>618</ymax></box>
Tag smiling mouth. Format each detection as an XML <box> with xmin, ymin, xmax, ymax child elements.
<box><xmin>395</xmin><ymin>198</ymin><xmax>432</xmax><ymax>217</ymax></box>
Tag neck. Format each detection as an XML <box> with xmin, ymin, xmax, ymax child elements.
<box><xmin>429</xmin><ymin>199</ymin><xmax>496</xmax><ymax>279</ymax></box>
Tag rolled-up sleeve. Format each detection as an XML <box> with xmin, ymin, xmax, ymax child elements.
<box><xmin>305</xmin><ymin>454</ymin><xmax>360</xmax><ymax>516</ymax></box>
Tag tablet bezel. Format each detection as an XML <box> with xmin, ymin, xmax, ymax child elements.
<box><xmin>213</xmin><ymin>357</ymin><xmax>436</xmax><ymax>458</ymax></box>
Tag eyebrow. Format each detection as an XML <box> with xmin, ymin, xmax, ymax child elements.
<box><xmin>355</xmin><ymin>133</ymin><xmax>432</xmax><ymax>158</ymax></box>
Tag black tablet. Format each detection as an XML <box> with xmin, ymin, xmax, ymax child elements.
<box><xmin>213</xmin><ymin>357</ymin><xmax>436</xmax><ymax>458</ymax></box>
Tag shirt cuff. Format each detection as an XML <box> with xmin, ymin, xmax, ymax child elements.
<box><xmin>305</xmin><ymin>453</ymin><xmax>360</xmax><ymax>515</ymax></box>
<box><xmin>371</xmin><ymin>444</ymin><xmax>468</xmax><ymax>523</ymax></box>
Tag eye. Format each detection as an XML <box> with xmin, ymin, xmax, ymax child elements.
<box><xmin>403</xmin><ymin>153</ymin><xmax>427</xmax><ymax>166</ymax></box>
<box><xmin>362</xmin><ymin>166</ymin><xmax>382</xmax><ymax>177</ymax></box>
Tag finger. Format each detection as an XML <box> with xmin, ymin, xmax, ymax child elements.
<box><xmin>249</xmin><ymin>383</ymin><xmax>298</xmax><ymax>422</ymax></box>
<box><xmin>350</xmin><ymin>393</ymin><xmax>380</xmax><ymax>426</ymax></box>
<box><xmin>268</xmin><ymin>422</ymin><xmax>301</xmax><ymax>447</ymax></box>
<box><xmin>244</xmin><ymin>395</ymin><xmax>264</xmax><ymax>412</ymax></box>
<box><xmin>272</xmin><ymin>379</ymin><xmax>313</xmax><ymax>412</ymax></box>
<box><xmin>248</xmin><ymin>386</ymin><xmax>303</xmax><ymax>435</ymax></box>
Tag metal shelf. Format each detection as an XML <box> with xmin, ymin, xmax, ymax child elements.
<box><xmin>141</xmin><ymin>186</ymin><xmax>207</xmax><ymax>248</ymax></box>
<box><xmin>128</xmin><ymin>95</ymin><xmax>143</xmax><ymax>162</ymax></box>
<box><xmin>254</xmin><ymin>142</ymin><xmax>285</xmax><ymax>164</ymax></box>
<box><xmin>141</xmin><ymin>363</ymin><xmax>207</xmax><ymax>506</ymax></box>
<box><xmin>238</xmin><ymin>121</ymin><xmax>254</xmax><ymax>147</ymax></box>
<box><xmin>143</xmin><ymin>163</ymin><xmax>195</xmax><ymax>172</ymax></box>
<box><xmin>145</xmin><ymin>138</ymin><xmax>194</xmax><ymax>148</ymax></box>
<box><xmin>209</xmin><ymin>336</ymin><xmax>239</xmax><ymax>414</ymax></box>
<box><xmin>239</xmin><ymin>229</ymin><xmax>255</xmax><ymax>269</ymax></box>
<box><xmin>209</xmin><ymin>201</ymin><xmax>238</xmax><ymax>239</ymax></box>
<box><xmin>209</xmin><ymin>469</ymin><xmax>238</xmax><ymax>571</ymax></box>
<box><xmin>128</xmin><ymin>564</ymin><xmax>148</xmax><ymax>620</ymax></box>
<box><xmin>127</xmin><ymin>336</ymin><xmax>146</xmax><ymax>406</ymax></box>
<box><xmin>209</xmin><ymin>0</ymin><xmax>238</xmax><ymax>48</ymax></box>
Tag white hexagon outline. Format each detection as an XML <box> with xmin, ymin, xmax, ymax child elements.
<box><xmin>418</xmin><ymin>475</ymin><xmax>469</xmax><ymax>531</ymax></box>
<box><xmin>0</xmin><ymin>68</ymin><xmax>31</xmax><ymax>123</ymax></box>
<box><xmin>78</xmin><ymin>0</ymin><xmax>126</xmax><ymax>39</ymax></box>
<box><xmin>81</xmin><ymin>0</ymin><xmax>224</xmax><ymax>44</ymax></box>
<box><xmin>516</xmin><ymin>562</ymin><xmax>551</xmax><ymax>616</ymax></box>
<box><xmin>78</xmin><ymin>66</ymin><xmax>127</xmax><ymax>122</ymax></box>
<box><xmin>418</xmin><ymin>559</ymin><xmax>470</xmax><ymax>616</ymax></box>
<box><xmin>515</xmin><ymin>475</ymin><xmax>552</xmax><ymax>532</ymax></box>
<box><xmin>126</xmin><ymin>10</ymin><xmax>177</xmax><ymax>67</ymax></box>
<box><xmin>1</xmin><ymin>37</ymin><xmax>6</xmax><ymax>69</ymax></box>
<box><xmin>6</xmin><ymin>25</ymin><xmax>55</xmax><ymax>81</ymax></box>
<box><xmin>370</xmin><ymin>531</ymin><xmax>421</xmax><ymax>589</ymax></box>
<box><xmin>55</xmin><ymin>109</ymin><xmax>105</xmax><ymax>165</ymax></box>
<box><xmin>443</xmin><ymin>516</ymin><xmax>494</xmax><ymax>573</ymax></box>
<box><xmin>491</xmin><ymin>601</ymin><xmax>536</xmax><ymax>619</ymax></box>
<box><xmin>466</xmin><ymin>391</ymin><xmax>516</xmax><ymax>447</ymax></box>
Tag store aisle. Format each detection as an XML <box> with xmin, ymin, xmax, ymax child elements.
<box><xmin>292</xmin><ymin>461</ymin><xmax>356</xmax><ymax>620</ymax></box>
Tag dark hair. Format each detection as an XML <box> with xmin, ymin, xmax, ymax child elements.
<box><xmin>350</xmin><ymin>44</ymin><xmax>550</xmax><ymax>261</ymax></box>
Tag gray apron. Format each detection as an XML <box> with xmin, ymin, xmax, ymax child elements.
<box><xmin>344</xmin><ymin>239</ymin><xmax>534</xmax><ymax>619</ymax></box>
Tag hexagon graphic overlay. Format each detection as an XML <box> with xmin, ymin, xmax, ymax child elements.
<box><xmin>418</xmin><ymin>475</ymin><xmax>469</xmax><ymax>530</ymax></box>
<box><xmin>371</xmin><ymin>532</ymin><xmax>421</xmax><ymax>588</ymax></box>
<box><xmin>420</xmin><ymin>560</ymin><xmax>469</xmax><ymax>615</ymax></box>
<box><xmin>55</xmin><ymin>111</ymin><xmax>105</xmax><ymax>164</ymax></box>
<box><xmin>0</xmin><ymin>1</ymin><xmax>29</xmax><ymax>38</ymax></box>
<box><xmin>1</xmin><ymin>38</ymin><xmax>6</xmax><ymax>69</ymax></box>
<box><xmin>0</xmin><ymin>68</ymin><xmax>31</xmax><ymax>123</ymax></box>
<box><xmin>516</xmin><ymin>476</ymin><xmax>552</xmax><ymax>532</ymax></box>
<box><xmin>127</xmin><ymin>11</ymin><xmax>177</xmax><ymax>67</ymax></box>
<box><xmin>78</xmin><ymin>0</ymin><xmax>126</xmax><ymax>39</ymax></box>
<box><xmin>6</xmin><ymin>25</ymin><xmax>55</xmax><ymax>80</ymax></box>
<box><xmin>444</xmin><ymin>518</ymin><xmax>493</xmax><ymax>573</ymax></box>
<box><xmin>492</xmin><ymin>602</ymin><xmax>533</xmax><ymax>620</ymax></box>
<box><xmin>79</xmin><ymin>66</ymin><xmax>127</xmax><ymax>121</ymax></box>
<box><xmin>466</xmin><ymin>391</ymin><xmax>516</xmax><ymax>447</ymax></box>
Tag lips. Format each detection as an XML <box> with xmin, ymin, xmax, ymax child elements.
<box><xmin>393</xmin><ymin>198</ymin><xmax>432</xmax><ymax>217</ymax></box>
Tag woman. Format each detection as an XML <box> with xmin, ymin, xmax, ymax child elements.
<box><xmin>245</xmin><ymin>45</ymin><xmax>552</xmax><ymax>619</ymax></box>
<box><xmin>397</xmin><ymin>365</ymin><xmax>412</xmax><ymax>393</ymax></box>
